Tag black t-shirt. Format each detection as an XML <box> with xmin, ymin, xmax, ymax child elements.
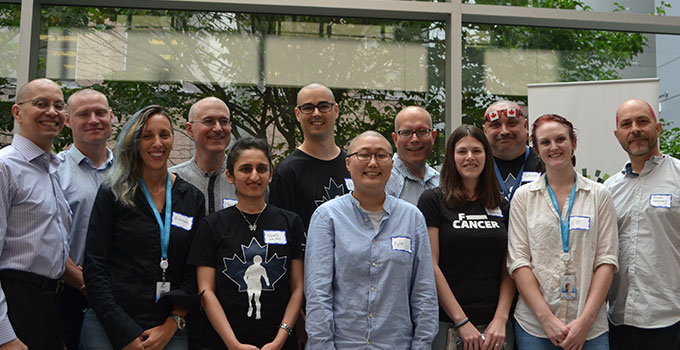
<box><xmin>417</xmin><ymin>189</ymin><xmax>509</xmax><ymax>325</ymax></box>
<box><xmin>188</xmin><ymin>205</ymin><xmax>306</xmax><ymax>349</ymax></box>
<box><xmin>269</xmin><ymin>148</ymin><xmax>351</xmax><ymax>228</ymax></box>
<box><xmin>494</xmin><ymin>147</ymin><xmax>541</xmax><ymax>200</ymax></box>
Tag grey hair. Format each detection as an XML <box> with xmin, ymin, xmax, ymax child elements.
<box><xmin>105</xmin><ymin>105</ymin><xmax>172</xmax><ymax>207</ymax></box>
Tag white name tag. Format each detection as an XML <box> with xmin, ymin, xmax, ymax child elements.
<box><xmin>485</xmin><ymin>207</ymin><xmax>503</xmax><ymax>217</ymax></box>
<box><xmin>222</xmin><ymin>198</ymin><xmax>237</xmax><ymax>209</ymax></box>
<box><xmin>345</xmin><ymin>178</ymin><xmax>354</xmax><ymax>191</ymax></box>
<box><xmin>264</xmin><ymin>230</ymin><xmax>287</xmax><ymax>245</ymax></box>
<box><xmin>649</xmin><ymin>194</ymin><xmax>672</xmax><ymax>208</ymax></box>
<box><xmin>522</xmin><ymin>171</ymin><xmax>540</xmax><ymax>183</ymax></box>
<box><xmin>391</xmin><ymin>236</ymin><xmax>412</xmax><ymax>253</ymax></box>
<box><xmin>171</xmin><ymin>212</ymin><xmax>193</xmax><ymax>230</ymax></box>
<box><xmin>569</xmin><ymin>216</ymin><xmax>591</xmax><ymax>231</ymax></box>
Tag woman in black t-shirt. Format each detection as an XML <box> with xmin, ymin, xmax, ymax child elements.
<box><xmin>418</xmin><ymin>125</ymin><xmax>515</xmax><ymax>350</ymax></box>
<box><xmin>189</xmin><ymin>138</ymin><xmax>305</xmax><ymax>350</ymax></box>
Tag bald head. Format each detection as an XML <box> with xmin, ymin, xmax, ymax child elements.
<box><xmin>67</xmin><ymin>89</ymin><xmax>109</xmax><ymax>112</ymax></box>
<box><xmin>189</xmin><ymin>97</ymin><xmax>230</xmax><ymax>122</ymax></box>
<box><xmin>616</xmin><ymin>99</ymin><xmax>657</xmax><ymax>125</ymax></box>
<box><xmin>297</xmin><ymin>83</ymin><xmax>335</xmax><ymax>106</ymax></box>
<box><xmin>16</xmin><ymin>78</ymin><xmax>61</xmax><ymax>103</ymax></box>
<box><xmin>394</xmin><ymin>106</ymin><xmax>432</xmax><ymax>131</ymax></box>
<box><xmin>348</xmin><ymin>130</ymin><xmax>392</xmax><ymax>154</ymax></box>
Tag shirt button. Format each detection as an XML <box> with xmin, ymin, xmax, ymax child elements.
<box><xmin>372</xmin><ymin>262</ymin><xmax>376</xmax><ymax>267</ymax></box>
<box><xmin>372</xmin><ymin>239</ymin><xmax>376</xmax><ymax>243</ymax></box>
<box><xmin>369</xmin><ymin>313</ymin><xmax>373</xmax><ymax>318</ymax></box>
<box><xmin>367</xmin><ymin>341</ymin><xmax>371</xmax><ymax>345</ymax></box>
<box><xmin>370</xmin><ymin>286</ymin><xmax>375</xmax><ymax>292</ymax></box>
<box><xmin>364</xmin><ymin>218</ymin><xmax>368</xmax><ymax>222</ymax></box>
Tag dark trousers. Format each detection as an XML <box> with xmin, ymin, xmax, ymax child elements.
<box><xmin>609</xmin><ymin>320</ymin><xmax>680</xmax><ymax>350</ymax></box>
<box><xmin>60</xmin><ymin>284</ymin><xmax>88</xmax><ymax>350</ymax></box>
<box><xmin>1</xmin><ymin>270</ymin><xmax>62</xmax><ymax>350</ymax></box>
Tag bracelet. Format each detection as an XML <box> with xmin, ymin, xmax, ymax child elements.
<box><xmin>280</xmin><ymin>322</ymin><xmax>293</xmax><ymax>336</ymax></box>
<box><xmin>453</xmin><ymin>317</ymin><xmax>469</xmax><ymax>329</ymax></box>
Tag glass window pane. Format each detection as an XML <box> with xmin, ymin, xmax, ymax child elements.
<box><xmin>464</xmin><ymin>0</ymin><xmax>668</xmax><ymax>15</ymax></box>
<box><xmin>0</xmin><ymin>4</ymin><xmax>19</xmax><ymax>147</ymax></box>
<box><xmin>41</xmin><ymin>7</ymin><xmax>446</xmax><ymax>164</ymax></box>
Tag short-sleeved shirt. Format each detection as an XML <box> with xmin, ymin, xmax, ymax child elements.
<box><xmin>189</xmin><ymin>205</ymin><xmax>305</xmax><ymax>349</ymax></box>
<box><xmin>269</xmin><ymin>149</ymin><xmax>351</xmax><ymax>228</ymax></box>
<box><xmin>418</xmin><ymin>189</ymin><xmax>509</xmax><ymax>325</ymax></box>
<box><xmin>170</xmin><ymin>157</ymin><xmax>237</xmax><ymax>214</ymax></box>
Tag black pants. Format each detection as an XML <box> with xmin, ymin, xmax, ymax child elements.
<box><xmin>1</xmin><ymin>270</ymin><xmax>62</xmax><ymax>350</ymax></box>
<box><xmin>609</xmin><ymin>320</ymin><xmax>680</xmax><ymax>350</ymax></box>
<box><xmin>60</xmin><ymin>284</ymin><xmax>88</xmax><ymax>350</ymax></box>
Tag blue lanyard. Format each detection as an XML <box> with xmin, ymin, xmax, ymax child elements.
<box><xmin>545</xmin><ymin>172</ymin><xmax>577</xmax><ymax>254</ymax></box>
<box><xmin>140</xmin><ymin>172</ymin><xmax>172</xmax><ymax>265</ymax></box>
<box><xmin>494</xmin><ymin>146</ymin><xmax>530</xmax><ymax>201</ymax></box>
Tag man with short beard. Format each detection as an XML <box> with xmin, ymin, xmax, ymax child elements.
<box><xmin>604</xmin><ymin>98</ymin><xmax>680</xmax><ymax>350</ymax></box>
<box><xmin>483</xmin><ymin>100</ymin><xmax>541</xmax><ymax>201</ymax></box>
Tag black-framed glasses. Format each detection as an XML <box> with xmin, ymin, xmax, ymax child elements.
<box><xmin>297</xmin><ymin>101</ymin><xmax>334</xmax><ymax>114</ymax></box>
<box><xmin>396</xmin><ymin>128</ymin><xmax>432</xmax><ymax>139</ymax></box>
<box><xmin>348</xmin><ymin>151</ymin><xmax>392</xmax><ymax>162</ymax></box>
<box><xmin>17</xmin><ymin>98</ymin><xmax>66</xmax><ymax>112</ymax></box>
<box><xmin>192</xmin><ymin>118</ymin><xmax>231</xmax><ymax>128</ymax></box>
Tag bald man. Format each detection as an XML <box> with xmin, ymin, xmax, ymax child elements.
<box><xmin>386</xmin><ymin>106</ymin><xmax>439</xmax><ymax>205</ymax></box>
<box><xmin>171</xmin><ymin>97</ymin><xmax>237</xmax><ymax>214</ymax></box>
<box><xmin>0</xmin><ymin>78</ymin><xmax>72</xmax><ymax>349</ymax></box>
<box><xmin>483</xmin><ymin>100</ymin><xmax>541</xmax><ymax>201</ymax></box>
<box><xmin>604</xmin><ymin>99</ymin><xmax>680</xmax><ymax>350</ymax></box>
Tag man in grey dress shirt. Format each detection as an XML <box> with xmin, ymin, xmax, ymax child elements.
<box><xmin>386</xmin><ymin>106</ymin><xmax>440</xmax><ymax>205</ymax></box>
<box><xmin>0</xmin><ymin>78</ymin><xmax>72</xmax><ymax>349</ymax></box>
<box><xmin>605</xmin><ymin>98</ymin><xmax>680</xmax><ymax>349</ymax></box>
<box><xmin>57</xmin><ymin>89</ymin><xmax>114</xmax><ymax>350</ymax></box>
<box><xmin>170</xmin><ymin>97</ymin><xmax>237</xmax><ymax>214</ymax></box>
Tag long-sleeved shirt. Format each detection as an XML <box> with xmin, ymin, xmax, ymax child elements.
<box><xmin>83</xmin><ymin>176</ymin><xmax>205</xmax><ymax>349</ymax></box>
<box><xmin>0</xmin><ymin>134</ymin><xmax>71</xmax><ymax>343</ymax></box>
<box><xmin>507</xmin><ymin>172</ymin><xmax>618</xmax><ymax>340</ymax></box>
<box><xmin>305</xmin><ymin>193</ymin><xmax>438</xmax><ymax>350</ymax></box>
<box><xmin>385</xmin><ymin>155</ymin><xmax>439</xmax><ymax>205</ymax></box>
<box><xmin>604</xmin><ymin>155</ymin><xmax>680</xmax><ymax>329</ymax></box>
<box><xmin>57</xmin><ymin>145</ymin><xmax>113</xmax><ymax>266</ymax></box>
<box><xmin>170</xmin><ymin>157</ymin><xmax>237</xmax><ymax>215</ymax></box>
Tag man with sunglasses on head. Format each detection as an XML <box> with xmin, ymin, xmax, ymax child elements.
<box><xmin>171</xmin><ymin>97</ymin><xmax>237</xmax><ymax>215</ymax></box>
<box><xmin>270</xmin><ymin>82</ymin><xmax>351</xmax><ymax>229</ymax></box>
<box><xmin>0</xmin><ymin>78</ymin><xmax>72</xmax><ymax>349</ymax></box>
<box><xmin>386</xmin><ymin>106</ymin><xmax>439</xmax><ymax>205</ymax></box>
<box><xmin>483</xmin><ymin>100</ymin><xmax>541</xmax><ymax>201</ymax></box>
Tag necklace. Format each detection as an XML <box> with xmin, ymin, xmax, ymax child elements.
<box><xmin>236</xmin><ymin>204</ymin><xmax>266</xmax><ymax>231</ymax></box>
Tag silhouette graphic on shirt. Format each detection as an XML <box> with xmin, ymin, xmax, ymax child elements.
<box><xmin>223</xmin><ymin>237</ymin><xmax>287</xmax><ymax>319</ymax></box>
<box><xmin>314</xmin><ymin>178</ymin><xmax>347</xmax><ymax>207</ymax></box>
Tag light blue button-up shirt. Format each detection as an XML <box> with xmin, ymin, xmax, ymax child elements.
<box><xmin>385</xmin><ymin>155</ymin><xmax>440</xmax><ymax>205</ymax></box>
<box><xmin>57</xmin><ymin>145</ymin><xmax>113</xmax><ymax>266</ymax></box>
<box><xmin>0</xmin><ymin>134</ymin><xmax>71</xmax><ymax>343</ymax></box>
<box><xmin>305</xmin><ymin>193</ymin><xmax>438</xmax><ymax>350</ymax></box>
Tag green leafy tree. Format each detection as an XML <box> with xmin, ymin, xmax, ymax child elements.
<box><xmin>660</xmin><ymin>118</ymin><xmax>680</xmax><ymax>158</ymax></box>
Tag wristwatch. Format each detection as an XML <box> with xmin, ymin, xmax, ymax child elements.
<box><xmin>170</xmin><ymin>313</ymin><xmax>186</xmax><ymax>330</ymax></box>
<box><xmin>280</xmin><ymin>322</ymin><xmax>293</xmax><ymax>336</ymax></box>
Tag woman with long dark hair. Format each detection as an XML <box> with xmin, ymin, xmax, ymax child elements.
<box><xmin>418</xmin><ymin>124</ymin><xmax>515</xmax><ymax>350</ymax></box>
<box><xmin>82</xmin><ymin>105</ymin><xmax>205</xmax><ymax>349</ymax></box>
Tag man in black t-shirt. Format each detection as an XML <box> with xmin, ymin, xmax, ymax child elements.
<box><xmin>270</xmin><ymin>83</ymin><xmax>351</xmax><ymax>228</ymax></box>
<box><xmin>483</xmin><ymin>100</ymin><xmax>541</xmax><ymax>201</ymax></box>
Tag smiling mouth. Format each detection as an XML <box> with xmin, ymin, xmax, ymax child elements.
<box><xmin>41</xmin><ymin>121</ymin><xmax>59</xmax><ymax>126</ymax></box>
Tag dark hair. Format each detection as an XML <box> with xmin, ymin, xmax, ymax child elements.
<box><xmin>226</xmin><ymin>137</ymin><xmax>272</xmax><ymax>176</ymax></box>
<box><xmin>440</xmin><ymin>124</ymin><xmax>501</xmax><ymax>210</ymax></box>
<box><xmin>531</xmin><ymin>114</ymin><xmax>577</xmax><ymax>170</ymax></box>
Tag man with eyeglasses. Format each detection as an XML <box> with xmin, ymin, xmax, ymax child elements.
<box><xmin>305</xmin><ymin>130</ymin><xmax>438</xmax><ymax>349</ymax></box>
<box><xmin>269</xmin><ymin>82</ymin><xmax>351</xmax><ymax>229</ymax></box>
<box><xmin>0</xmin><ymin>78</ymin><xmax>72</xmax><ymax>349</ymax></box>
<box><xmin>482</xmin><ymin>100</ymin><xmax>541</xmax><ymax>201</ymax></box>
<box><xmin>55</xmin><ymin>89</ymin><xmax>114</xmax><ymax>350</ymax></box>
<box><xmin>171</xmin><ymin>97</ymin><xmax>237</xmax><ymax>214</ymax></box>
<box><xmin>386</xmin><ymin>106</ymin><xmax>439</xmax><ymax>205</ymax></box>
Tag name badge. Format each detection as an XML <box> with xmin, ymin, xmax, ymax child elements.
<box><xmin>569</xmin><ymin>216</ymin><xmax>591</xmax><ymax>230</ymax></box>
<box><xmin>264</xmin><ymin>230</ymin><xmax>287</xmax><ymax>245</ymax></box>
<box><xmin>391</xmin><ymin>236</ymin><xmax>412</xmax><ymax>253</ymax></box>
<box><xmin>171</xmin><ymin>212</ymin><xmax>193</xmax><ymax>230</ymax></box>
<box><xmin>649</xmin><ymin>194</ymin><xmax>672</xmax><ymax>208</ymax></box>
<box><xmin>522</xmin><ymin>171</ymin><xmax>540</xmax><ymax>183</ymax></box>
<box><xmin>222</xmin><ymin>198</ymin><xmax>237</xmax><ymax>209</ymax></box>
<box><xmin>156</xmin><ymin>281</ymin><xmax>171</xmax><ymax>301</ymax></box>
<box><xmin>485</xmin><ymin>207</ymin><xmax>503</xmax><ymax>217</ymax></box>
<box><xmin>345</xmin><ymin>178</ymin><xmax>354</xmax><ymax>191</ymax></box>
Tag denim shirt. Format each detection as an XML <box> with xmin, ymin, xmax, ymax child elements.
<box><xmin>305</xmin><ymin>193</ymin><xmax>438</xmax><ymax>350</ymax></box>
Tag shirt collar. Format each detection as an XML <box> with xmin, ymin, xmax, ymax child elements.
<box><xmin>190</xmin><ymin>156</ymin><xmax>228</xmax><ymax>177</ymax></box>
<box><xmin>393</xmin><ymin>154</ymin><xmax>437</xmax><ymax>182</ymax></box>
<box><xmin>67</xmin><ymin>145</ymin><xmax>114</xmax><ymax>170</ymax></box>
<box><xmin>620</xmin><ymin>155</ymin><xmax>664</xmax><ymax>177</ymax></box>
<box><xmin>347</xmin><ymin>191</ymin><xmax>395</xmax><ymax>216</ymax></box>
<box><xmin>12</xmin><ymin>134</ymin><xmax>57</xmax><ymax>164</ymax></box>
<box><xmin>529</xmin><ymin>171</ymin><xmax>593</xmax><ymax>193</ymax></box>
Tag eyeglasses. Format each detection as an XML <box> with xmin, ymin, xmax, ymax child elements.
<box><xmin>484</xmin><ymin>107</ymin><xmax>524</xmax><ymax>123</ymax></box>
<box><xmin>297</xmin><ymin>101</ymin><xmax>334</xmax><ymax>114</ymax></box>
<box><xmin>396</xmin><ymin>128</ymin><xmax>432</xmax><ymax>139</ymax></box>
<box><xmin>192</xmin><ymin>118</ymin><xmax>231</xmax><ymax>128</ymax></box>
<box><xmin>348</xmin><ymin>151</ymin><xmax>392</xmax><ymax>162</ymax></box>
<box><xmin>17</xmin><ymin>98</ymin><xmax>66</xmax><ymax>112</ymax></box>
